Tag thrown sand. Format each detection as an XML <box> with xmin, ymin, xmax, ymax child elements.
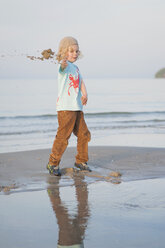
<box><xmin>41</xmin><ymin>49</ymin><xmax>54</xmax><ymax>59</ymax></box>
<box><xmin>0</xmin><ymin>49</ymin><xmax>55</xmax><ymax>61</ymax></box>
<box><xmin>27</xmin><ymin>48</ymin><xmax>55</xmax><ymax>61</ymax></box>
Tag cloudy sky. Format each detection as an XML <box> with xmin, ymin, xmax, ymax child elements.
<box><xmin>0</xmin><ymin>0</ymin><xmax>165</xmax><ymax>79</ymax></box>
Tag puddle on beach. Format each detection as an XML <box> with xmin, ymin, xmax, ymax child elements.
<box><xmin>0</xmin><ymin>177</ymin><xmax>165</xmax><ymax>248</ymax></box>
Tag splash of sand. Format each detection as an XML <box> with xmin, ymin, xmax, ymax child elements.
<box><xmin>27</xmin><ymin>48</ymin><xmax>55</xmax><ymax>61</ymax></box>
<box><xmin>0</xmin><ymin>48</ymin><xmax>56</xmax><ymax>62</ymax></box>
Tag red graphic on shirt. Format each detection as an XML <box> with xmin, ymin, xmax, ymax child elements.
<box><xmin>68</xmin><ymin>71</ymin><xmax>79</xmax><ymax>96</ymax></box>
<box><xmin>56</xmin><ymin>96</ymin><xmax>59</xmax><ymax>106</ymax></box>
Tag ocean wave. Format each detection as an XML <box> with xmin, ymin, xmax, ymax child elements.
<box><xmin>1</xmin><ymin>111</ymin><xmax>165</xmax><ymax>137</ymax></box>
<box><xmin>0</xmin><ymin>129</ymin><xmax>57</xmax><ymax>136</ymax></box>
<box><xmin>85</xmin><ymin>111</ymin><xmax>165</xmax><ymax>117</ymax></box>
<box><xmin>0</xmin><ymin>114</ymin><xmax>57</xmax><ymax>120</ymax></box>
<box><xmin>1</xmin><ymin>121</ymin><xmax>165</xmax><ymax>136</ymax></box>
<box><xmin>1</xmin><ymin>111</ymin><xmax>165</xmax><ymax>120</ymax></box>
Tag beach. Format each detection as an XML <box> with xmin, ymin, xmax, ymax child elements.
<box><xmin>1</xmin><ymin>146</ymin><xmax>165</xmax><ymax>247</ymax></box>
<box><xmin>1</xmin><ymin>146</ymin><xmax>165</xmax><ymax>190</ymax></box>
<box><xmin>1</xmin><ymin>0</ymin><xmax>165</xmax><ymax>246</ymax></box>
<box><xmin>1</xmin><ymin>78</ymin><xmax>165</xmax><ymax>247</ymax></box>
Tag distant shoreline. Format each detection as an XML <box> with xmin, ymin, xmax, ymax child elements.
<box><xmin>155</xmin><ymin>68</ymin><xmax>165</xmax><ymax>78</ymax></box>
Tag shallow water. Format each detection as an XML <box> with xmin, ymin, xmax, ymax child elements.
<box><xmin>0</xmin><ymin>177</ymin><xmax>165</xmax><ymax>248</ymax></box>
<box><xmin>1</xmin><ymin>78</ymin><xmax>165</xmax><ymax>152</ymax></box>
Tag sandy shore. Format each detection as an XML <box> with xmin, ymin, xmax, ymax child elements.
<box><xmin>1</xmin><ymin>146</ymin><xmax>165</xmax><ymax>247</ymax></box>
<box><xmin>0</xmin><ymin>146</ymin><xmax>165</xmax><ymax>191</ymax></box>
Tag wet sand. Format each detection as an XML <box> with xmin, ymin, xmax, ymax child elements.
<box><xmin>1</xmin><ymin>146</ymin><xmax>165</xmax><ymax>247</ymax></box>
<box><xmin>0</xmin><ymin>146</ymin><xmax>165</xmax><ymax>191</ymax></box>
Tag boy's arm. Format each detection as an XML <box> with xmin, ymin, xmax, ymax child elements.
<box><xmin>81</xmin><ymin>80</ymin><xmax>88</xmax><ymax>105</ymax></box>
<box><xmin>60</xmin><ymin>58</ymin><xmax>68</xmax><ymax>71</ymax></box>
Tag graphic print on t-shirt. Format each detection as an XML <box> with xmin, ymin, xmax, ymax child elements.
<box><xmin>68</xmin><ymin>70</ymin><xmax>80</xmax><ymax>96</ymax></box>
<box><xmin>56</xmin><ymin>61</ymin><xmax>83</xmax><ymax>111</ymax></box>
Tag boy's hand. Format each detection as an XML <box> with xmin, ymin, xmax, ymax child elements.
<box><xmin>61</xmin><ymin>57</ymin><xmax>68</xmax><ymax>70</ymax></box>
<box><xmin>81</xmin><ymin>95</ymin><xmax>88</xmax><ymax>105</ymax></box>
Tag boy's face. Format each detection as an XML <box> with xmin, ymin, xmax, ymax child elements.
<box><xmin>67</xmin><ymin>44</ymin><xmax>79</xmax><ymax>63</ymax></box>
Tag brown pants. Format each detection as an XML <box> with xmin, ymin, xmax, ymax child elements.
<box><xmin>49</xmin><ymin>111</ymin><xmax>91</xmax><ymax>166</ymax></box>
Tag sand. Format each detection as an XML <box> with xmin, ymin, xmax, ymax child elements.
<box><xmin>1</xmin><ymin>146</ymin><xmax>165</xmax><ymax>193</ymax></box>
<box><xmin>0</xmin><ymin>49</ymin><xmax>56</xmax><ymax>62</ymax></box>
<box><xmin>27</xmin><ymin>48</ymin><xmax>55</xmax><ymax>61</ymax></box>
<box><xmin>1</xmin><ymin>146</ymin><xmax>165</xmax><ymax>248</ymax></box>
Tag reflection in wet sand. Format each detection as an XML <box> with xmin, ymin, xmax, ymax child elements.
<box><xmin>0</xmin><ymin>178</ymin><xmax>165</xmax><ymax>247</ymax></box>
<box><xmin>47</xmin><ymin>175</ymin><xmax>90</xmax><ymax>248</ymax></box>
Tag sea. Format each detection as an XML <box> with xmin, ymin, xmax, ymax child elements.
<box><xmin>0</xmin><ymin>78</ymin><xmax>165</xmax><ymax>153</ymax></box>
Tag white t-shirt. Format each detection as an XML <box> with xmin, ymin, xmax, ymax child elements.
<box><xmin>56</xmin><ymin>61</ymin><xmax>83</xmax><ymax>111</ymax></box>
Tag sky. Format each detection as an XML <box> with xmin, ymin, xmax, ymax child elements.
<box><xmin>0</xmin><ymin>0</ymin><xmax>165</xmax><ymax>79</ymax></box>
